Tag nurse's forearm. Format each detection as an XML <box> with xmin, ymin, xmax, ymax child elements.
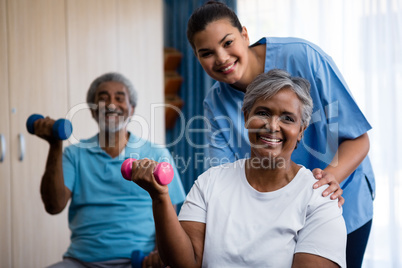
<box><xmin>324</xmin><ymin>133</ymin><xmax>370</xmax><ymax>183</ymax></box>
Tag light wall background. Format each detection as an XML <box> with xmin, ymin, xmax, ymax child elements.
<box><xmin>238</xmin><ymin>0</ymin><xmax>402</xmax><ymax>267</ymax></box>
<box><xmin>0</xmin><ymin>1</ymin><xmax>164</xmax><ymax>267</ymax></box>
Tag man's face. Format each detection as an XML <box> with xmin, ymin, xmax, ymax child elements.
<box><xmin>91</xmin><ymin>81</ymin><xmax>134</xmax><ymax>133</ymax></box>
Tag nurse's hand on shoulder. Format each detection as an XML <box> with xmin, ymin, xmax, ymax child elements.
<box><xmin>312</xmin><ymin>168</ymin><xmax>345</xmax><ymax>208</ymax></box>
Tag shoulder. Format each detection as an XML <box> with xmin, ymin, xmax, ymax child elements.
<box><xmin>204</xmin><ymin>159</ymin><xmax>245</xmax><ymax>175</ymax></box>
<box><xmin>296</xmin><ymin>167</ymin><xmax>339</xmax><ymax>211</ymax></box>
<box><xmin>126</xmin><ymin>132</ymin><xmax>172</xmax><ymax>161</ymax></box>
<box><xmin>265</xmin><ymin>37</ymin><xmax>333</xmax><ymax>67</ymax></box>
<box><xmin>293</xmin><ymin>166</ymin><xmax>318</xmax><ymax>188</ymax></box>
<box><xmin>63</xmin><ymin>134</ymin><xmax>98</xmax><ymax>155</ymax></box>
<box><xmin>291</xmin><ymin>166</ymin><xmax>330</xmax><ymax>202</ymax></box>
<box><xmin>204</xmin><ymin>81</ymin><xmax>245</xmax><ymax>118</ymax></box>
<box><xmin>204</xmin><ymin>80</ymin><xmax>233</xmax><ymax>103</ymax></box>
<box><xmin>204</xmin><ymin>80</ymin><xmax>245</xmax><ymax>101</ymax></box>
<box><xmin>205</xmin><ymin>81</ymin><xmax>222</xmax><ymax>96</ymax></box>
<box><xmin>196</xmin><ymin>159</ymin><xmax>245</xmax><ymax>191</ymax></box>
<box><xmin>267</xmin><ymin>37</ymin><xmax>326</xmax><ymax>53</ymax></box>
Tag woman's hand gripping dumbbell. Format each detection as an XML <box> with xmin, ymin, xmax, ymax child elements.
<box><xmin>130</xmin><ymin>250</ymin><xmax>166</xmax><ymax>268</ymax></box>
<box><xmin>121</xmin><ymin>158</ymin><xmax>174</xmax><ymax>200</ymax></box>
<box><xmin>121</xmin><ymin>158</ymin><xmax>174</xmax><ymax>185</ymax></box>
<box><xmin>26</xmin><ymin>114</ymin><xmax>73</xmax><ymax>140</ymax></box>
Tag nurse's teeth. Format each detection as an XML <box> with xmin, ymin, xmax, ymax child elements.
<box><xmin>222</xmin><ymin>63</ymin><xmax>234</xmax><ymax>72</ymax></box>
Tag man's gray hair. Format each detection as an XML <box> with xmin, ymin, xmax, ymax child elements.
<box><xmin>242</xmin><ymin>69</ymin><xmax>313</xmax><ymax>127</ymax></box>
<box><xmin>86</xmin><ymin>72</ymin><xmax>138</xmax><ymax>107</ymax></box>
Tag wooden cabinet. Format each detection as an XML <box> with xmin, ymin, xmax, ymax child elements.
<box><xmin>1</xmin><ymin>1</ymin><xmax>70</xmax><ymax>267</ymax></box>
<box><xmin>0</xmin><ymin>0</ymin><xmax>12</xmax><ymax>266</ymax></box>
<box><xmin>0</xmin><ymin>0</ymin><xmax>164</xmax><ymax>267</ymax></box>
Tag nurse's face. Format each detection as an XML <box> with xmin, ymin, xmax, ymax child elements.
<box><xmin>193</xmin><ymin>19</ymin><xmax>250</xmax><ymax>86</ymax></box>
<box><xmin>244</xmin><ymin>88</ymin><xmax>305</xmax><ymax>162</ymax></box>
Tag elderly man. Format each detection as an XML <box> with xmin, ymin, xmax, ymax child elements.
<box><xmin>33</xmin><ymin>72</ymin><xmax>186</xmax><ymax>268</ymax></box>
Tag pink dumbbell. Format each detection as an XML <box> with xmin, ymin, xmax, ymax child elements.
<box><xmin>121</xmin><ymin>158</ymin><xmax>174</xmax><ymax>185</ymax></box>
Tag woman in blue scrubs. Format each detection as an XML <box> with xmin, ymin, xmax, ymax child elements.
<box><xmin>186</xmin><ymin>1</ymin><xmax>375</xmax><ymax>267</ymax></box>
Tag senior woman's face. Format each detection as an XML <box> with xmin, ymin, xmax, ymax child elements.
<box><xmin>244</xmin><ymin>87</ymin><xmax>305</xmax><ymax>162</ymax></box>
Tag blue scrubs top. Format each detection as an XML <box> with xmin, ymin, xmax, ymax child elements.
<box><xmin>62</xmin><ymin>132</ymin><xmax>186</xmax><ymax>262</ymax></box>
<box><xmin>203</xmin><ymin>37</ymin><xmax>375</xmax><ymax>233</ymax></box>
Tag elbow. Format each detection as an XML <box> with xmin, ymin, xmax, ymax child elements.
<box><xmin>41</xmin><ymin>193</ymin><xmax>67</xmax><ymax>215</ymax></box>
<box><xmin>43</xmin><ymin>202</ymin><xmax>65</xmax><ymax>215</ymax></box>
<box><xmin>360</xmin><ymin>133</ymin><xmax>370</xmax><ymax>156</ymax></box>
<box><xmin>47</xmin><ymin>206</ymin><xmax>64</xmax><ymax>215</ymax></box>
<box><xmin>40</xmin><ymin>185</ymin><xmax>70</xmax><ymax>215</ymax></box>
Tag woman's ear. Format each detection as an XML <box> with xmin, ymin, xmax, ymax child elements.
<box><xmin>298</xmin><ymin>125</ymin><xmax>307</xmax><ymax>142</ymax></box>
<box><xmin>241</xmin><ymin>26</ymin><xmax>250</xmax><ymax>44</ymax></box>
<box><xmin>295</xmin><ymin>126</ymin><xmax>306</xmax><ymax>149</ymax></box>
<box><xmin>244</xmin><ymin>111</ymin><xmax>249</xmax><ymax>128</ymax></box>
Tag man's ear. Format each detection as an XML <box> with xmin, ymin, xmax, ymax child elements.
<box><xmin>90</xmin><ymin>104</ymin><xmax>97</xmax><ymax>119</ymax></box>
<box><xmin>129</xmin><ymin>105</ymin><xmax>135</xmax><ymax>116</ymax></box>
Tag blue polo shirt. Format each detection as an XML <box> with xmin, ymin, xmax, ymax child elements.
<box><xmin>203</xmin><ymin>37</ymin><xmax>375</xmax><ymax>233</ymax></box>
<box><xmin>62</xmin><ymin>132</ymin><xmax>186</xmax><ymax>262</ymax></box>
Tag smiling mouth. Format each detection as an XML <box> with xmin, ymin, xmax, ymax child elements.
<box><xmin>102</xmin><ymin>110</ymin><xmax>124</xmax><ymax>118</ymax></box>
<box><xmin>105</xmin><ymin>112</ymin><xmax>121</xmax><ymax>116</ymax></box>
<box><xmin>219</xmin><ymin>60</ymin><xmax>237</xmax><ymax>73</ymax></box>
<box><xmin>259</xmin><ymin>135</ymin><xmax>282</xmax><ymax>144</ymax></box>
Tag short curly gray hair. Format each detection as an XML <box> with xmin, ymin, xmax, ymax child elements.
<box><xmin>242</xmin><ymin>69</ymin><xmax>313</xmax><ymax>128</ymax></box>
<box><xmin>86</xmin><ymin>72</ymin><xmax>138</xmax><ymax>107</ymax></box>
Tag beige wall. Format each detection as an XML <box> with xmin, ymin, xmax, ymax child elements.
<box><xmin>65</xmin><ymin>0</ymin><xmax>165</xmax><ymax>144</ymax></box>
<box><xmin>0</xmin><ymin>0</ymin><xmax>164</xmax><ymax>267</ymax></box>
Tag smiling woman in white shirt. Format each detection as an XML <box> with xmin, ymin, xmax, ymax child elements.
<box><xmin>130</xmin><ymin>69</ymin><xmax>347</xmax><ymax>268</ymax></box>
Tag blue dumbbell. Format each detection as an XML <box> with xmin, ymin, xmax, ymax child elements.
<box><xmin>131</xmin><ymin>250</ymin><xmax>145</xmax><ymax>268</ymax></box>
<box><xmin>26</xmin><ymin>114</ymin><xmax>73</xmax><ymax>140</ymax></box>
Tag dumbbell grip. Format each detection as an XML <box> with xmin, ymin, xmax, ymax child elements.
<box><xmin>131</xmin><ymin>250</ymin><xmax>145</xmax><ymax>268</ymax></box>
<box><xmin>26</xmin><ymin>114</ymin><xmax>72</xmax><ymax>140</ymax></box>
<box><xmin>121</xmin><ymin>158</ymin><xmax>173</xmax><ymax>185</ymax></box>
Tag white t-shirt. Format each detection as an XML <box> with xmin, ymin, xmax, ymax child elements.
<box><xmin>178</xmin><ymin>159</ymin><xmax>346</xmax><ymax>268</ymax></box>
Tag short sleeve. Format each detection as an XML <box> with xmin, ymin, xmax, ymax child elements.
<box><xmin>178</xmin><ymin>173</ymin><xmax>208</xmax><ymax>223</ymax></box>
<box><xmin>315</xmin><ymin>55</ymin><xmax>371</xmax><ymax>141</ymax></box>
<box><xmin>295</xmin><ymin>188</ymin><xmax>347</xmax><ymax>267</ymax></box>
<box><xmin>62</xmin><ymin>146</ymin><xmax>76</xmax><ymax>192</ymax></box>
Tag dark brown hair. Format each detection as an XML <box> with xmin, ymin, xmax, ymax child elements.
<box><xmin>187</xmin><ymin>1</ymin><xmax>242</xmax><ymax>51</ymax></box>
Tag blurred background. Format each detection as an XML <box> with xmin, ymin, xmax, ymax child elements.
<box><xmin>1</xmin><ymin>0</ymin><xmax>400</xmax><ymax>267</ymax></box>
